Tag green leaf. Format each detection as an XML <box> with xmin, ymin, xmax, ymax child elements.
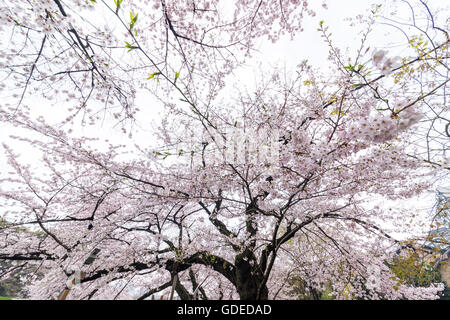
<box><xmin>147</xmin><ymin>72</ymin><xmax>161</xmax><ymax>79</ymax></box>
<box><xmin>344</xmin><ymin>64</ymin><xmax>355</xmax><ymax>72</ymax></box>
<box><xmin>124</xmin><ymin>41</ymin><xmax>138</xmax><ymax>52</ymax></box>
<box><xmin>129</xmin><ymin>11</ymin><xmax>138</xmax><ymax>30</ymax></box>
<box><xmin>114</xmin><ymin>0</ymin><xmax>123</xmax><ymax>12</ymax></box>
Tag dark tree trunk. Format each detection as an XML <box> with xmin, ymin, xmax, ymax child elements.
<box><xmin>235</xmin><ymin>273</ymin><xmax>269</xmax><ymax>300</ymax></box>
<box><xmin>309</xmin><ymin>286</ymin><xmax>321</xmax><ymax>300</ymax></box>
<box><xmin>235</xmin><ymin>252</ymin><xmax>268</xmax><ymax>300</ymax></box>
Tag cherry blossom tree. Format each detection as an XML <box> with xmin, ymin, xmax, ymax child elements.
<box><xmin>0</xmin><ymin>0</ymin><xmax>448</xmax><ymax>300</ymax></box>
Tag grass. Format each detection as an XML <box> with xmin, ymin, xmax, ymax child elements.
<box><xmin>0</xmin><ymin>296</ymin><xmax>12</xmax><ymax>300</ymax></box>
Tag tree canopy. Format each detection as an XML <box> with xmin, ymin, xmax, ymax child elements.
<box><xmin>0</xmin><ymin>0</ymin><xmax>448</xmax><ymax>300</ymax></box>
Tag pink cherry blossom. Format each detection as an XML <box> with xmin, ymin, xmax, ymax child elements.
<box><xmin>0</xmin><ymin>0</ymin><xmax>448</xmax><ymax>301</ymax></box>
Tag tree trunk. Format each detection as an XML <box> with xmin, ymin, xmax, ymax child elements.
<box><xmin>236</xmin><ymin>279</ymin><xmax>269</xmax><ymax>300</ymax></box>
<box><xmin>235</xmin><ymin>253</ymin><xmax>268</xmax><ymax>300</ymax></box>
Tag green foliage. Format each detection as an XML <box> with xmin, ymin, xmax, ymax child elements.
<box><xmin>343</xmin><ymin>63</ymin><xmax>365</xmax><ymax>73</ymax></box>
<box><xmin>129</xmin><ymin>11</ymin><xmax>138</xmax><ymax>30</ymax></box>
<box><xmin>124</xmin><ymin>41</ymin><xmax>138</xmax><ymax>52</ymax></box>
<box><xmin>114</xmin><ymin>0</ymin><xmax>123</xmax><ymax>12</ymax></box>
<box><xmin>285</xmin><ymin>275</ymin><xmax>334</xmax><ymax>300</ymax></box>
<box><xmin>441</xmin><ymin>285</ymin><xmax>450</xmax><ymax>300</ymax></box>
<box><xmin>390</xmin><ymin>250</ymin><xmax>442</xmax><ymax>288</ymax></box>
<box><xmin>147</xmin><ymin>72</ymin><xmax>161</xmax><ymax>81</ymax></box>
<box><xmin>155</xmin><ymin>151</ymin><xmax>171</xmax><ymax>159</ymax></box>
<box><xmin>0</xmin><ymin>261</ymin><xmax>27</xmax><ymax>299</ymax></box>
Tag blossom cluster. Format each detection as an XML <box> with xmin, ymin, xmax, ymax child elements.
<box><xmin>372</xmin><ymin>49</ymin><xmax>402</xmax><ymax>75</ymax></box>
